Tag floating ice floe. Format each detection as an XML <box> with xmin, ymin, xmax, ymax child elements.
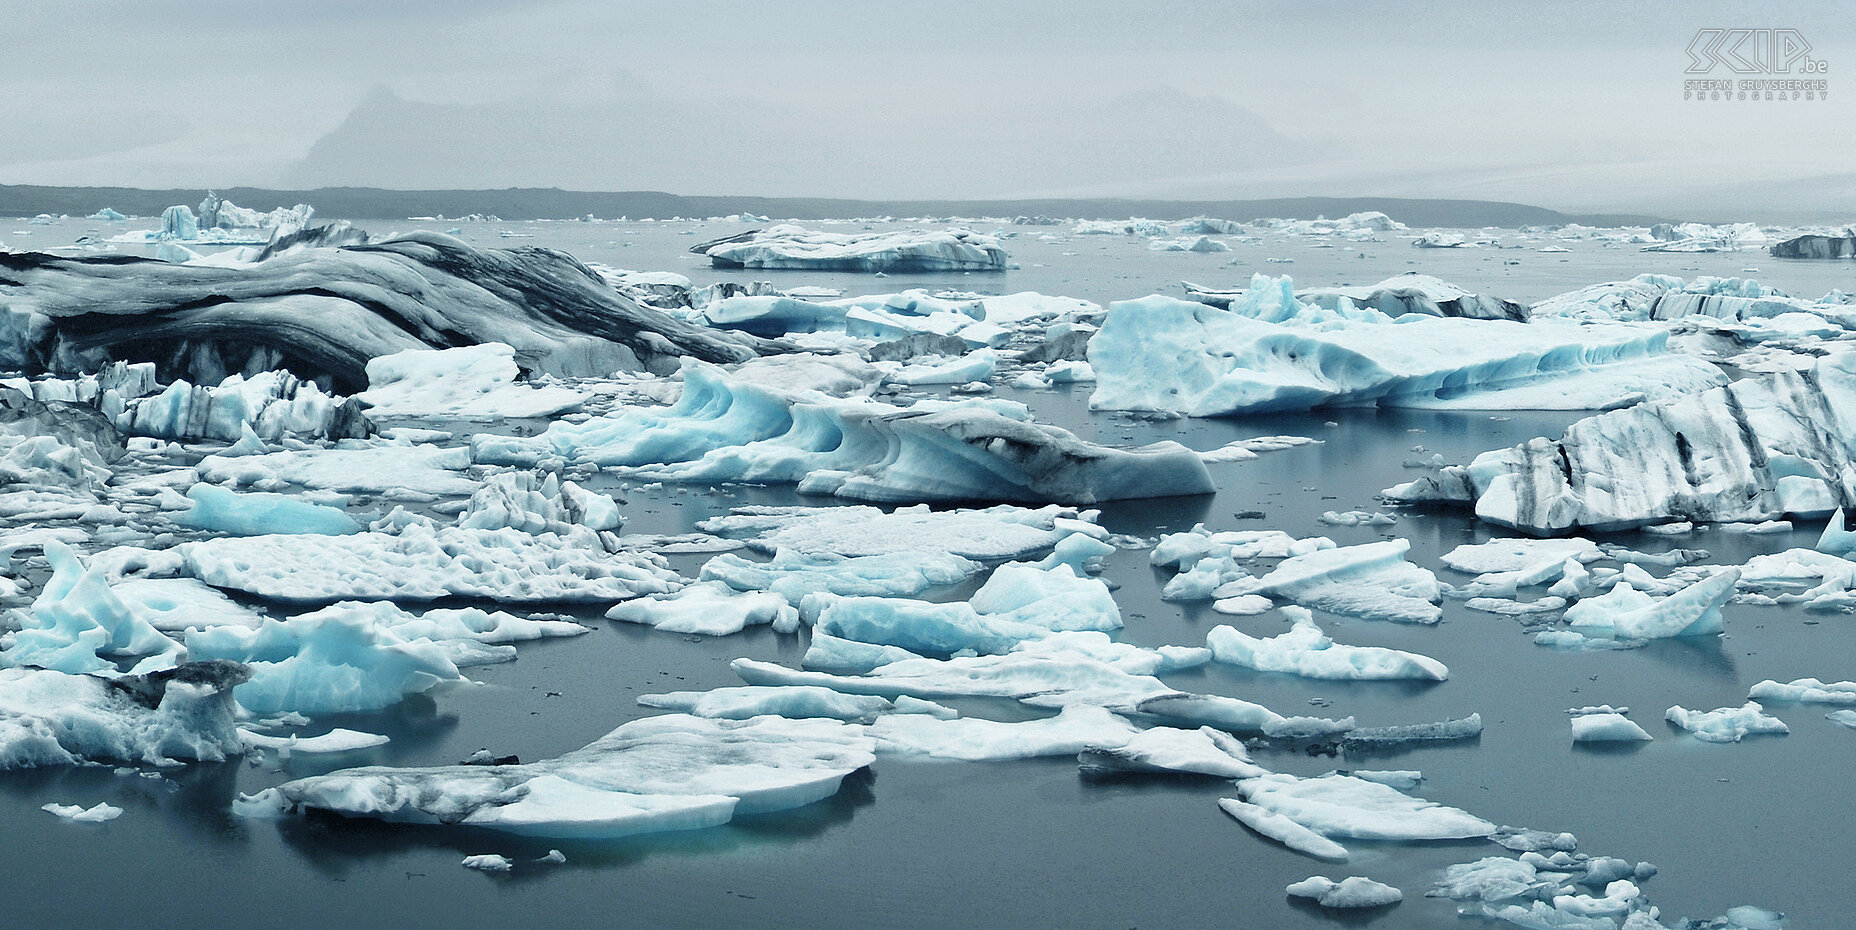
<box><xmin>871</xmin><ymin>704</ymin><xmax>1138</xmax><ymax>761</ymax></box>
<box><xmin>1235</xmin><ymin>771</ymin><xmax>1495</xmax><ymax>841</ymax></box>
<box><xmin>1390</xmin><ymin>353</ymin><xmax>1856</xmax><ymax>534</ymax></box>
<box><xmin>239</xmin><ymin>727</ymin><xmax>390</xmax><ymax>754</ymax></box>
<box><xmin>699</xmin><ymin>548</ymin><xmax>982</xmax><ymax>603</ymax></box>
<box><xmin>1207</xmin><ymin>607</ymin><xmax>1449</xmax><ymax>680</ymax></box>
<box><xmin>0</xmin><ymin>227</ymin><xmax>764</xmax><ymax>391</ymax></box>
<box><xmin>42</xmin><ymin>801</ymin><xmax>125</xmax><ymax>822</ymax></box>
<box><xmin>0</xmin><ymin>661</ymin><xmax>248</xmax><ymax>768</ymax></box>
<box><xmin>691</xmin><ymin>225</ymin><xmax>1008</xmax><ymax>272</ymax></box>
<box><xmin>181</xmin><ymin>524</ymin><xmax>680</xmax><ymax>604</ymax></box>
<box><xmin>198</xmin><ymin>440</ymin><xmax>477</xmax><ymax>496</ymax></box>
<box><xmin>637</xmin><ymin>686</ymin><xmax>943</xmax><ymax>722</ymax></box>
<box><xmin>608</xmin><ymin>581</ymin><xmax>798</xmax><ymax>636</ymax></box>
<box><xmin>460</xmin><ymin>854</ymin><xmax>512</xmax><ymax>873</ymax></box>
<box><xmin>1548</xmin><ymin>569</ymin><xmax>1739</xmax><ymax>645</ymax></box>
<box><xmin>1748</xmin><ymin>678</ymin><xmax>1856</xmax><ymax>704</ymax></box>
<box><xmin>259</xmin><ymin>714</ymin><xmax>875</xmax><ymax>838</ymax></box>
<box><xmin>1077</xmin><ymin>725</ymin><xmax>1264</xmax><ymax>778</ymax></box>
<box><xmin>354</xmin><ymin>343</ymin><xmax>588</xmax><ymax>419</ymax></box>
<box><xmin>1220</xmin><ymin>797</ymin><xmax>1352</xmax><ymax>860</ymax></box>
<box><xmin>1664</xmin><ymin>702</ymin><xmax>1789</xmax><ymax>742</ymax></box>
<box><xmin>1087</xmin><ymin>284</ymin><xmax>1720</xmax><ymax>417</ymax></box>
<box><xmin>177</xmin><ymin>484</ymin><xmax>361</xmax><ymax>536</ymax></box>
<box><xmin>474</xmin><ymin>361</ymin><xmax>1210</xmax><ymax>504</ymax></box>
<box><xmin>1286</xmin><ymin>875</ymin><xmax>1402</xmax><ymax>908</ymax></box>
<box><xmin>1219</xmin><ymin>540</ymin><xmax>1442</xmax><ymax>624</ymax></box>
<box><xmin>700</xmin><ymin>503</ymin><xmax>1089</xmax><ymax>560</ymax></box>
<box><xmin>1569</xmin><ymin>708</ymin><xmax>1653</xmax><ymax>742</ymax></box>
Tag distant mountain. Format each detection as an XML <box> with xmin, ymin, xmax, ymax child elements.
<box><xmin>284</xmin><ymin>84</ymin><xmax>1322</xmax><ymax>199</ymax></box>
<box><xmin>0</xmin><ymin>183</ymin><xmax>1671</xmax><ymax>228</ymax></box>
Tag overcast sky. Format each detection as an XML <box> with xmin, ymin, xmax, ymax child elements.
<box><xmin>3</xmin><ymin>1</ymin><xmax>1849</xmax><ymax>216</ymax></box>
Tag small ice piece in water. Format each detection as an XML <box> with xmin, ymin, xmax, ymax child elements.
<box><xmin>1341</xmin><ymin>714</ymin><xmax>1481</xmax><ymax>749</ymax></box>
<box><xmin>461</xmin><ymin>854</ymin><xmax>513</xmax><ymax>872</ymax></box>
<box><xmin>1265</xmin><ymin>716</ymin><xmax>1357</xmax><ymax>740</ymax></box>
<box><xmin>42</xmin><ymin>801</ymin><xmax>124</xmax><ymax>822</ymax></box>
<box><xmin>1236</xmin><ymin>540</ymin><xmax>1441</xmax><ymax>624</ymax></box>
<box><xmin>1317</xmin><ymin>511</ymin><xmax>1397</xmax><ymax>527</ymax></box>
<box><xmin>637</xmin><ymin>686</ymin><xmax>911</xmax><ymax>722</ymax></box>
<box><xmin>1571</xmin><ymin>713</ymin><xmax>1653</xmax><ymax>743</ymax></box>
<box><xmin>1748</xmin><ymin>678</ymin><xmax>1856</xmax><ymax>704</ymax></box>
<box><xmin>1235</xmin><ymin>771</ymin><xmax>1496</xmax><ymax>840</ymax></box>
<box><xmin>1286</xmin><ymin>875</ymin><xmax>1402</xmax><ymax>909</ymax></box>
<box><xmin>1665</xmin><ymin>702</ymin><xmax>1789</xmax><ymax>742</ymax></box>
<box><xmin>1207</xmin><ymin>607</ymin><xmax>1449</xmax><ymax>680</ymax></box>
<box><xmin>537</xmin><ymin>849</ymin><xmax>567</xmax><ymax>864</ymax></box>
<box><xmin>1218</xmin><ymin>798</ymin><xmax>1350</xmax><ymax>861</ymax></box>
<box><xmin>607</xmin><ymin>582</ymin><xmax>798</xmax><ymax>636</ymax></box>
<box><xmin>1564</xmin><ymin>569</ymin><xmax>1739</xmax><ymax>641</ymax></box>
<box><xmin>1827</xmin><ymin>710</ymin><xmax>1856</xmax><ymax>728</ymax></box>
<box><xmin>870</xmin><ymin>705</ymin><xmax>1137</xmax><ymax>761</ymax></box>
<box><xmin>1078</xmin><ymin>726</ymin><xmax>1265</xmax><ymax>778</ymax></box>
<box><xmin>240</xmin><ymin>728</ymin><xmax>391</xmax><ymax>754</ymax></box>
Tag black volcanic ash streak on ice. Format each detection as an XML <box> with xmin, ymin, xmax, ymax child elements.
<box><xmin>0</xmin><ymin>228</ymin><xmax>776</xmax><ymax>393</ymax></box>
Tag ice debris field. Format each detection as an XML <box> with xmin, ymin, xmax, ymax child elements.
<box><xmin>4</xmin><ymin>204</ymin><xmax>1856</xmax><ymax>929</ymax></box>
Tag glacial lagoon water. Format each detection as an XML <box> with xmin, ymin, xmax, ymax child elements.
<box><xmin>6</xmin><ymin>215</ymin><xmax>1856</xmax><ymax>928</ymax></box>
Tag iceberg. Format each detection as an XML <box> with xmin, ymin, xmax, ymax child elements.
<box><xmin>1571</xmin><ymin>712</ymin><xmax>1653</xmax><ymax>742</ymax></box>
<box><xmin>1207</xmin><ymin>608</ymin><xmax>1449</xmax><ymax>680</ymax></box>
<box><xmin>0</xmin><ymin>661</ymin><xmax>248</xmax><ymax>768</ymax></box>
<box><xmin>1236</xmin><ymin>771</ymin><xmax>1496</xmax><ymax>841</ymax></box>
<box><xmin>1224</xmin><ymin>539</ymin><xmax>1441</xmax><ymax>624</ymax></box>
<box><xmin>176</xmin><ymin>483</ymin><xmax>361</xmax><ymax>537</ymax></box>
<box><xmin>0</xmin><ymin>228</ymin><xmax>765</xmax><ymax>392</ymax></box>
<box><xmin>1410</xmin><ymin>354</ymin><xmax>1856</xmax><ymax>534</ymax></box>
<box><xmin>475</xmin><ymin>362</ymin><xmax>1211</xmax><ymax>505</ymax></box>
<box><xmin>1747</xmin><ymin>678</ymin><xmax>1856</xmax><ymax>704</ymax></box>
<box><xmin>354</xmin><ymin>343</ymin><xmax>588</xmax><ymax>419</ymax></box>
<box><xmin>1286</xmin><ymin>875</ymin><xmax>1402</xmax><ymax>908</ymax></box>
<box><xmin>870</xmin><ymin>705</ymin><xmax>1138</xmax><ymax>761</ymax></box>
<box><xmin>691</xmin><ymin>225</ymin><xmax>1008</xmax><ymax>272</ymax></box>
<box><xmin>1664</xmin><ymin>702</ymin><xmax>1789</xmax><ymax>742</ymax></box>
<box><xmin>1219</xmin><ymin>798</ymin><xmax>1352</xmax><ymax>860</ymax></box>
<box><xmin>1077</xmin><ymin>725</ymin><xmax>1264</xmax><ymax>778</ymax></box>
<box><xmin>122</xmin><ymin>370</ymin><xmax>369</xmax><ymax>443</ymax></box>
<box><xmin>1086</xmin><ymin>290</ymin><xmax>1721</xmax><ymax>417</ymax></box>
<box><xmin>636</xmin><ymin>686</ymin><xmax>923</xmax><ymax>722</ymax></box>
<box><xmin>607</xmin><ymin>581</ymin><xmax>798</xmax><ymax>636</ymax></box>
<box><xmin>180</xmin><ymin>524</ymin><xmax>680</xmax><ymax>604</ymax></box>
<box><xmin>42</xmin><ymin>801</ymin><xmax>124</xmax><ymax>823</ymax></box>
<box><xmin>1561</xmin><ymin>569</ymin><xmax>1738</xmax><ymax>641</ymax></box>
<box><xmin>266</xmin><ymin>714</ymin><xmax>875</xmax><ymax>837</ymax></box>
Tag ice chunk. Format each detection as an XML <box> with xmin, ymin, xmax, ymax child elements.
<box><xmin>608</xmin><ymin>581</ymin><xmax>797</xmax><ymax>636</ymax></box>
<box><xmin>638</xmin><ymin>686</ymin><xmax>928</xmax><ymax>722</ymax></box>
<box><xmin>456</xmin><ymin>471</ymin><xmax>621</xmax><ymax>536</ymax></box>
<box><xmin>473</xmin><ymin>361</ymin><xmax>1212</xmax><ymax>505</ymax></box>
<box><xmin>1235</xmin><ymin>540</ymin><xmax>1441</xmax><ymax>624</ymax></box>
<box><xmin>1748</xmin><ymin>678</ymin><xmax>1856</xmax><ymax>704</ymax></box>
<box><xmin>1431</xmin><ymin>856</ymin><xmax>1542</xmax><ymax>902</ymax></box>
<box><xmin>199</xmin><ymin>442</ymin><xmax>477</xmax><ymax>496</ymax></box>
<box><xmin>889</xmin><ymin>349</ymin><xmax>999</xmax><ymax>386</ymax></box>
<box><xmin>275</xmin><ymin>714</ymin><xmax>875</xmax><ymax>836</ymax></box>
<box><xmin>181</xmin><ymin>524</ymin><xmax>679</xmax><ymax>604</ymax></box>
<box><xmin>1285</xmin><ymin>875</ymin><xmax>1402</xmax><ymax>908</ymax></box>
<box><xmin>733</xmin><ymin>647</ymin><xmax>1174</xmax><ymax>710</ymax></box>
<box><xmin>1816</xmin><ymin>508</ymin><xmax>1856</xmax><ymax>555</ymax></box>
<box><xmin>0</xmin><ymin>661</ymin><xmax>248</xmax><ymax>768</ymax></box>
<box><xmin>241</xmin><ymin>727</ymin><xmax>390</xmax><ymax>753</ymax></box>
<box><xmin>355</xmin><ymin>343</ymin><xmax>587</xmax><ymax>418</ymax></box>
<box><xmin>1565</xmin><ymin>569</ymin><xmax>1738</xmax><ymax>641</ymax></box>
<box><xmin>693</xmin><ymin>225</ymin><xmax>1008</xmax><ymax>272</ymax></box>
<box><xmin>1456</xmin><ymin>354</ymin><xmax>1856</xmax><ymax>534</ymax></box>
<box><xmin>123</xmin><ymin>371</ymin><xmax>366</xmax><ymax>444</ymax></box>
<box><xmin>1341</xmin><ymin>714</ymin><xmax>1482</xmax><ymax>749</ymax></box>
<box><xmin>1236</xmin><ymin>771</ymin><xmax>1495</xmax><ymax>840</ymax></box>
<box><xmin>461</xmin><ymin>854</ymin><xmax>513</xmax><ymax>872</ymax></box>
<box><xmin>0</xmin><ymin>540</ymin><xmax>183</xmax><ymax>674</ymax></box>
<box><xmin>1218</xmin><ymin>797</ymin><xmax>1350</xmax><ymax>861</ymax></box>
<box><xmin>186</xmin><ymin>603</ymin><xmax>467</xmax><ymax>715</ymax></box>
<box><xmin>871</xmin><ymin>705</ymin><xmax>1137</xmax><ymax>761</ymax></box>
<box><xmin>1087</xmin><ymin>289</ymin><xmax>1722</xmax><ymax>417</ymax></box>
<box><xmin>1442</xmin><ymin>538</ymin><xmax>1602</xmax><ymax>575</ymax></box>
<box><xmin>42</xmin><ymin>801</ymin><xmax>124</xmax><ymax>823</ymax></box>
<box><xmin>177</xmin><ymin>483</ymin><xmax>361</xmax><ymax>536</ymax></box>
<box><xmin>1077</xmin><ymin>725</ymin><xmax>1264</xmax><ymax>778</ymax></box>
<box><xmin>1207</xmin><ymin>608</ymin><xmax>1449</xmax><ymax>680</ymax></box>
<box><xmin>1571</xmin><ymin>713</ymin><xmax>1653</xmax><ymax>742</ymax></box>
<box><xmin>1665</xmin><ymin>702</ymin><xmax>1789</xmax><ymax>742</ymax></box>
<box><xmin>701</xmin><ymin>503</ymin><xmax>1081</xmax><ymax>561</ymax></box>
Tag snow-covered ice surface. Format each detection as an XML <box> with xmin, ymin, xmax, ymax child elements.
<box><xmin>1</xmin><ymin>216</ymin><xmax>1846</xmax><ymax>930</ymax></box>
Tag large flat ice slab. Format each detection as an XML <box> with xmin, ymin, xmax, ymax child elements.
<box><xmin>692</xmin><ymin>225</ymin><xmax>1008</xmax><ymax>273</ymax></box>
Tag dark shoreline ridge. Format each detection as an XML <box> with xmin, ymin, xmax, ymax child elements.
<box><xmin>0</xmin><ymin>184</ymin><xmax>1670</xmax><ymax>228</ymax></box>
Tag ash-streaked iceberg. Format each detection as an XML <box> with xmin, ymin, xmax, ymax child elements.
<box><xmin>691</xmin><ymin>225</ymin><xmax>1008</xmax><ymax>272</ymax></box>
<box><xmin>473</xmin><ymin>361</ymin><xmax>1211</xmax><ymax>504</ymax></box>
